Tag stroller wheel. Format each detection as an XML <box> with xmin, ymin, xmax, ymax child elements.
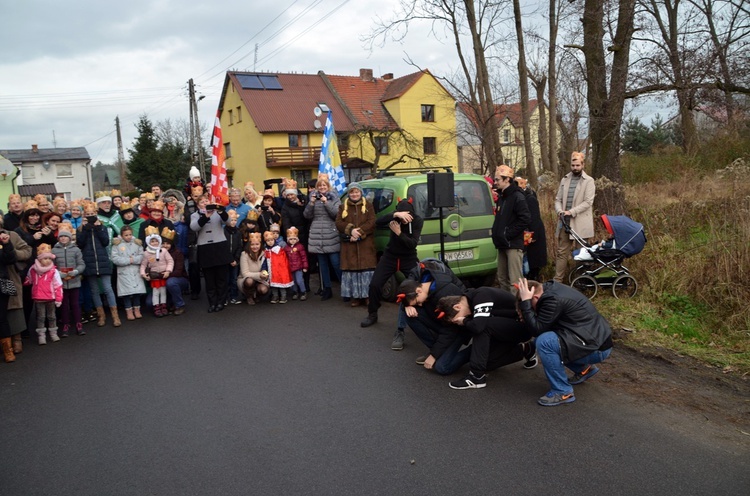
<box><xmin>572</xmin><ymin>275</ymin><xmax>598</xmax><ymax>299</ymax></box>
<box><xmin>568</xmin><ymin>264</ymin><xmax>591</xmax><ymax>284</ymax></box>
<box><xmin>612</xmin><ymin>274</ymin><xmax>638</xmax><ymax>298</ymax></box>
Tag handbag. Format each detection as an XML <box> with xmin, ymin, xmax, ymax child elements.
<box><xmin>0</xmin><ymin>277</ymin><xmax>17</xmax><ymax>296</ymax></box>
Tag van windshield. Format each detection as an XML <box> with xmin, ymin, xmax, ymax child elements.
<box><xmin>407</xmin><ymin>181</ymin><xmax>493</xmax><ymax>219</ymax></box>
<box><xmin>362</xmin><ymin>188</ymin><xmax>395</xmax><ymax>214</ymax></box>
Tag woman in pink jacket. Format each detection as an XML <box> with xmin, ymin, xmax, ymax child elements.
<box><xmin>24</xmin><ymin>243</ymin><xmax>63</xmax><ymax>345</ymax></box>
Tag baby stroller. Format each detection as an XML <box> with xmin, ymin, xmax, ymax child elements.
<box><xmin>563</xmin><ymin>214</ymin><xmax>647</xmax><ymax>299</ymax></box>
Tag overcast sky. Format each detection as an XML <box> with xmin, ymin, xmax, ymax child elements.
<box><xmin>0</xmin><ymin>0</ymin><xmax>467</xmax><ymax>165</ymax></box>
<box><xmin>0</xmin><ymin>0</ymin><xmax>665</xmax><ymax>167</ymax></box>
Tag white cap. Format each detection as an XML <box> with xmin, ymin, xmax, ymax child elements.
<box><xmin>189</xmin><ymin>166</ymin><xmax>201</xmax><ymax>180</ymax></box>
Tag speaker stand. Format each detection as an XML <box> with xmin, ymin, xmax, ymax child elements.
<box><xmin>439</xmin><ymin>206</ymin><xmax>447</xmax><ymax>267</ymax></box>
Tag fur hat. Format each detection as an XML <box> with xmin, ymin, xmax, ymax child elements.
<box><xmin>248</xmin><ymin>232</ymin><xmax>262</xmax><ymax>244</ymax></box>
<box><xmin>160</xmin><ymin>227</ymin><xmax>176</xmax><ymax>242</ymax></box>
<box><xmin>189</xmin><ymin>166</ymin><xmax>201</xmax><ymax>180</ymax></box>
<box><xmin>286</xmin><ymin>226</ymin><xmax>299</xmax><ymax>239</ymax></box>
<box><xmin>496</xmin><ymin>165</ymin><xmax>515</xmax><ymax>178</ymax></box>
<box><xmin>36</xmin><ymin>243</ymin><xmax>55</xmax><ymax>260</ymax></box>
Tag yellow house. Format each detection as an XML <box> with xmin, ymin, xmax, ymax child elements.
<box><xmin>217</xmin><ymin>69</ymin><xmax>458</xmax><ymax>192</ymax></box>
<box><xmin>457</xmin><ymin>100</ymin><xmax>559</xmax><ymax>175</ymax></box>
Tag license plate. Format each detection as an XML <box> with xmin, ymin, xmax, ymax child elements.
<box><xmin>444</xmin><ymin>249</ymin><xmax>474</xmax><ymax>262</ymax></box>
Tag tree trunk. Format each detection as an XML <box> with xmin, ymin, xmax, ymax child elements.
<box><xmin>532</xmin><ymin>76</ymin><xmax>551</xmax><ymax>177</ymax></box>
<box><xmin>513</xmin><ymin>0</ymin><xmax>538</xmax><ymax>187</ymax></box>
<box><xmin>548</xmin><ymin>0</ymin><xmax>560</xmax><ymax>177</ymax></box>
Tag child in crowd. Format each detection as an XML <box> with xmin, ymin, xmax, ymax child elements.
<box><xmin>237</xmin><ymin>232</ymin><xmax>269</xmax><ymax>305</ymax></box>
<box><xmin>262</xmin><ymin>230</ymin><xmax>293</xmax><ymax>304</ymax></box>
<box><xmin>269</xmin><ymin>223</ymin><xmax>286</xmax><ymax>248</ymax></box>
<box><xmin>24</xmin><ymin>244</ymin><xmax>63</xmax><ymax>344</ymax></box>
<box><xmin>239</xmin><ymin>210</ymin><xmax>260</xmax><ymax>244</ymax></box>
<box><xmin>140</xmin><ymin>227</ymin><xmax>173</xmax><ymax>318</ymax></box>
<box><xmin>111</xmin><ymin>225</ymin><xmax>147</xmax><ymax>320</ymax></box>
<box><xmin>161</xmin><ymin>228</ymin><xmax>188</xmax><ymax>315</ymax></box>
<box><xmin>52</xmin><ymin>227</ymin><xmax>86</xmax><ymax>337</ymax></box>
<box><xmin>224</xmin><ymin>210</ymin><xmax>244</xmax><ymax>305</ymax></box>
<box><xmin>284</xmin><ymin>227</ymin><xmax>308</xmax><ymax>301</ymax></box>
<box><xmin>258</xmin><ymin>190</ymin><xmax>281</xmax><ymax>233</ymax></box>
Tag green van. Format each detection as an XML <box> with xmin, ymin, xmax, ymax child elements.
<box><xmin>356</xmin><ymin>173</ymin><xmax>498</xmax><ymax>299</ymax></box>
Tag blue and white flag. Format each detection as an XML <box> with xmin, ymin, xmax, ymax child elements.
<box><xmin>318</xmin><ymin>111</ymin><xmax>347</xmax><ymax>195</ymax></box>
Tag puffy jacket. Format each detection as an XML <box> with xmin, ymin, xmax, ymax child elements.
<box><xmin>77</xmin><ymin>223</ymin><xmax>112</xmax><ymax>276</ymax></box>
<box><xmin>303</xmin><ymin>192</ymin><xmax>341</xmax><ymax>254</ymax></box>
<box><xmin>492</xmin><ymin>181</ymin><xmax>531</xmax><ymax>250</ymax></box>
<box><xmin>110</xmin><ymin>238</ymin><xmax>146</xmax><ymax>296</ymax></box>
<box><xmin>25</xmin><ymin>262</ymin><xmax>63</xmax><ymax>304</ymax></box>
<box><xmin>51</xmin><ymin>241</ymin><xmax>86</xmax><ymax>289</ymax></box>
<box><xmin>519</xmin><ymin>281</ymin><xmax>613</xmax><ymax>362</ymax></box>
<box><xmin>284</xmin><ymin>242</ymin><xmax>309</xmax><ymax>272</ymax></box>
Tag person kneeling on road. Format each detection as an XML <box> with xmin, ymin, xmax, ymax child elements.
<box><xmin>437</xmin><ymin>286</ymin><xmax>537</xmax><ymax>390</ymax></box>
<box><xmin>397</xmin><ymin>271</ymin><xmax>467</xmax><ymax>375</ymax></box>
<box><xmin>516</xmin><ymin>278</ymin><xmax>613</xmax><ymax>406</ymax></box>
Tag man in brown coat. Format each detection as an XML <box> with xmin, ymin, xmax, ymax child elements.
<box><xmin>554</xmin><ymin>152</ymin><xmax>596</xmax><ymax>283</ymax></box>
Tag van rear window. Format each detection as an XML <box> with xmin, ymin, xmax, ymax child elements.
<box><xmin>407</xmin><ymin>181</ymin><xmax>493</xmax><ymax>219</ymax></box>
<box><xmin>362</xmin><ymin>188</ymin><xmax>395</xmax><ymax>214</ymax></box>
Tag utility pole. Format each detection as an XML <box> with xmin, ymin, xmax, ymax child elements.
<box><xmin>115</xmin><ymin>116</ymin><xmax>133</xmax><ymax>193</ymax></box>
<box><xmin>188</xmin><ymin>78</ymin><xmax>206</xmax><ymax>180</ymax></box>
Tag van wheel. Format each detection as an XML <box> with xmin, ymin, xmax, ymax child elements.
<box><xmin>381</xmin><ymin>274</ymin><xmax>398</xmax><ymax>302</ymax></box>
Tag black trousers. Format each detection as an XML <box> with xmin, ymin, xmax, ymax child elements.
<box><xmin>470</xmin><ymin>318</ymin><xmax>531</xmax><ymax>375</ymax></box>
<box><xmin>189</xmin><ymin>260</ymin><xmax>201</xmax><ymax>296</ymax></box>
<box><xmin>203</xmin><ymin>265</ymin><xmax>229</xmax><ymax>307</ymax></box>
<box><xmin>367</xmin><ymin>252</ymin><xmax>418</xmax><ymax>315</ymax></box>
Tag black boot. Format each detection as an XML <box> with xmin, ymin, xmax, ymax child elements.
<box><xmin>320</xmin><ymin>287</ymin><xmax>333</xmax><ymax>301</ymax></box>
<box><xmin>360</xmin><ymin>313</ymin><xmax>378</xmax><ymax>327</ymax></box>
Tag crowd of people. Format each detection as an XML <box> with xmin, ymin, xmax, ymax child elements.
<box><xmin>1</xmin><ymin>153</ymin><xmax>612</xmax><ymax>406</ymax></box>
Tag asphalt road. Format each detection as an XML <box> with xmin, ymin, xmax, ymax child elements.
<box><xmin>1</xmin><ymin>294</ymin><xmax>748</xmax><ymax>496</ymax></box>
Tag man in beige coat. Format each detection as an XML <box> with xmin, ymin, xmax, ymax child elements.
<box><xmin>554</xmin><ymin>152</ymin><xmax>596</xmax><ymax>282</ymax></box>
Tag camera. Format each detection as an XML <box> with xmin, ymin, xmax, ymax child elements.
<box><xmin>260</xmin><ymin>205</ymin><xmax>269</xmax><ymax>211</ymax></box>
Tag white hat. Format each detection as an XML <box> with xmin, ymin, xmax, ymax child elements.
<box><xmin>189</xmin><ymin>166</ymin><xmax>201</xmax><ymax>180</ymax></box>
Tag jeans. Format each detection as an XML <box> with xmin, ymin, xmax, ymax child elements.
<box><xmin>87</xmin><ymin>275</ymin><xmax>117</xmax><ymax>308</ymax></box>
<box><xmin>167</xmin><ymin>276</ymin><xmax>189</xmax><ymax>308</ymax></box>
<box><xmin>292</xmin><ymin>270</ymin><xmax>306</xmax><ymax>294</ymax></box>
<box><xmin>536</xmin><ymin>331</ymin><xmax>613</xmax><ymax>394</ymax></box>
<box><xmin>407</xmin><ymin>307</ymin><xmax>470</xmax><ymax>375</ymax></box>
<box><xmin>227</xmin><ymin>264</ymin><xmax>240</xmax><ymax>300</ymax></box>
<box><xmin>120</xmin><ymin>294</ymin><xmax>139</xmax><ymax>309</ymax></box>
<box><xmin>317</xmin><ymin>252</ymin><xmax>341</xmax><ymax>290</ymax></box>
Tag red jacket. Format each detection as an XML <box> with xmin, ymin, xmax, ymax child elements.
<box><xmin>284</xmin><ymin>242</ymin><xmax>309</xmax><ymax>272</ymax></box>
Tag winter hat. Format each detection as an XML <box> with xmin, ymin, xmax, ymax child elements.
<box><xmin>348</xmin><ymin>182</ymin><xmax>362</xmax><ymax>193</ymax></box>
<box><xmin>37</xmin><ymin>243</ymin><xmax>55</xmax><ymax>260</ymax></box>
<box><xmin>58</xmin><ymin>228</ymin><xmax>73</xmax><ymax>240</ymax></box>
<box><xmin>395</xmin><ymin>198</ymin><xmax>415</xmax><ymax>216</ymax></box>
<box><xmin>189</xmin><ymin>166</ymin><xmax>201</xmax><ymax>181</ymax></box>
<box><xmin>286</xmin><ymin>227</ymin><xmax>299</xmax><ymax>239</ymax></box>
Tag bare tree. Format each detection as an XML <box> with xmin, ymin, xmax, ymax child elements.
<box><xmin>366</xmin><ymin>0</ymin><xmax>511</xmax><ymax>176</ymax></box>
<box><xmin>512</xmin><ymin>0</ymin><xmax>538</xmax><ymax>186</ymax></box>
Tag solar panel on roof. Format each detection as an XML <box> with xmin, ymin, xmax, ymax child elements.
<box><xmin>259</xmin><ymin>75</ymin><xmax>282</xmax><ymax>90</ymax></box>
<box><xmin>237</xmin><ymin>74</ymin><xmax>263</xmax><ymax>89</ymax></box>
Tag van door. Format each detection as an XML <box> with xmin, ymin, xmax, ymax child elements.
<box><xmin>448</xmin><ymin>180</ymin><xmax>496</xmax><ymax>275</ymax></box>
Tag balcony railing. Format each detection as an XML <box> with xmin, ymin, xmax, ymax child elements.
<box><xmin>265</xmin><ymin>147</ymin><xmax>349</xmax><ymax>168</ymax></box>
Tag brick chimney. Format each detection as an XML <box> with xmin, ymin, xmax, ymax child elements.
<box><xmin>360</xmin><ymin>68</ymin><xmax>374</xmax><ymax>82</ymax></box>
<box><xmin>31</xmin><ymin>144</ymin><xmax>38</xmax><ymax>153</ymax></box>
<box><xmin>382</xmin><ymin>73</ymin><xmax>394</xmax><ymax>81</ymax></box>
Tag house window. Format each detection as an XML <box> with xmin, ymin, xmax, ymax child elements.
<box><xmin>505</xmin><ymin>158</ymin><xmax>512</xmax><ymax>168</ymax></box>
<box><xmin>423</xmin><ymin>137</ymin><xmax>437</xmax><ymax>155</ymax></box>
<box><xmin>236</xmin><ymin>106</ymin><xmax>242</xmax><ymax>123</ymax></box>
<box><xmin>228</xmin><ymin>109</ymin><xmax>234</xmax><ymax>125</ymax></box>
<box><xmin>224</xmin><ymin>142</ymin><xmax>232</xmax><ymax>158</ymax></box>
<box><xmin>23</xmin><ymin>166</ymin><xmax>35</xmax><ymax>179</ymax></box>
<box><xmin>503</xmin><ymin>129</ymin><xmax>511</xmax><ymax>143</ymax></box>
<box><xmin>374</xmin><ymin>137</ymin><xmax>389</xmax><ymax>155</ymax></box>
<box><xmin>421</xmin><ymin>104</ymin><xmax>435</xmax><ymax>122</ymax></box>
<box><xmin>288</xmin><ymin>134</ymin><xmax>309</xmax><ymax>148</ymax></box>
<box><xmin>56</xmin><ymin>164</ymin><xmax>73</xmax><ymax>178</ymax></box>
<box><xmin>291</xmin><ymin>170</ymin><xmax>313</xmax><ymax>190</ymax></box>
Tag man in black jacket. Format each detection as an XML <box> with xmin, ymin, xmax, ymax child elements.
<box><xmin>361</xmin><ymin>199</ymin><xmax>423</xmax><ymax>329</ymax></box>
<box><xmin>395</xmin><ymin>260</ymin><xmax>468</xmax><ymax>372</ymax></box>
<box><xmin>437</xmin><ymin>287</ymin><xmax>537</xmax><ymax>389</ymax></box>
<box><xmin>517</xmin><ymin>278</ymin><xmax>613</xmax><ymax>406</ymax></box>
<box><xmin>491</xmin><ymin>165</ymin><xmax>530</xmax><ymax>292</ymax></box>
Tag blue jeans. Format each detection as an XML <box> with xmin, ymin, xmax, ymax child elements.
<box><xmin>407</xmin><ymin>307</ymin><xmax>470</xmax><ymax>375</ymax></box>
<box><xmin>86</xmin><ymin>275</ymin><xmax>117</xmax><ymax>308</ymax></box>
<box><xmin>536</xmin><ymin>331</ymin><xmax>612</xmax><ymax>394</ymax></box>
<box><xmin>317</xmin><ymin>252</ymin><xmax>341</xmax><ymax>289</ymax></box>
<box><xmin>227</xmin><ymin>265</ymin><xmax>240</xmax><ymax>300</ymax></box>
<box><xmin>167</xmin><ymin>276</ymin><xmax>189</xmax><ymax>308</ymax></box>
<box><xmin>292</xmin><ymin>270</ymin><xmax>306</xmax><ymax>294</ymax></box>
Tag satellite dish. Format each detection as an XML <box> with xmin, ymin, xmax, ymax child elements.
<box><xmin>313</xmin><ymin>119</ymin><xmax>322</xmax><ymax>130</ymax></box>
<box><xmin>313</xmin><ymin>106</ymin><xmax>322</xmax><ymax>117</ymax></box>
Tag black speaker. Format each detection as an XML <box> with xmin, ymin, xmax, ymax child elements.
<box><xmin>427</xmin><ymin>172</ymin><xmax>455</xmax><ymax>208</ymax></box>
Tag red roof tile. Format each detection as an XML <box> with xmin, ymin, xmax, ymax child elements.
<box><xmin>324</xmin><ymin>74</ymin><xmax>399</xmax><ymax>130</ymax></box>
<box><xmin>226</xmin><ymin>72</ymin><xmax>355</xmax><ymax>133</ymax></box>
<box><xmin>381</xmin><ymin>71</ymin><xmax>424</xmax><ymax>101</ymax></box>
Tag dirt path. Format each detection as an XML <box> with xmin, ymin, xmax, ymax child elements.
<box><xmin>601</xmin><ymin>329</ymin><xmax>750</xmax><ymax>447</ymax></box>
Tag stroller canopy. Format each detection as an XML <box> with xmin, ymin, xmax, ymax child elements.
<box><xmin>601</xmin><ymin>215</ymin><xmax>647</xmax><ymax>257</ymax></box>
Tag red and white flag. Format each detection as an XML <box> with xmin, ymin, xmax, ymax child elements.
<box><xmin>210</xmin><ymin>110</ymin><xmax>229</xmax><ymax>205</ymax></box>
